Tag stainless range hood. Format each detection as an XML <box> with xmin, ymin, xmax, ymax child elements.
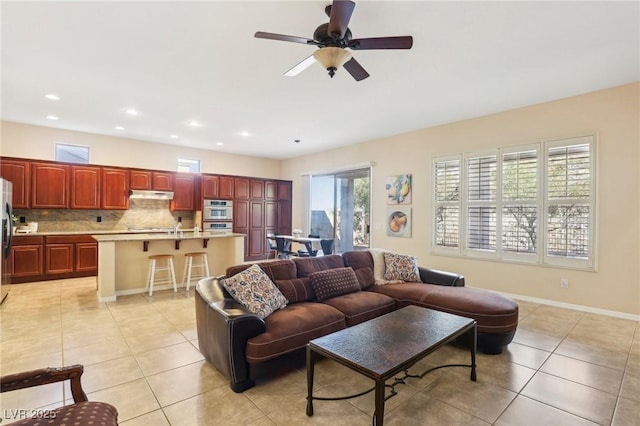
<box><xmin>129</xmin><ymin>190</ymin><xmax>174</xmax><ymax>200</ymax></box>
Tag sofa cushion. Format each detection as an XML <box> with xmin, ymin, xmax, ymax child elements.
<box><xmin>293</xmin><ymin>255</ymin><xmax>345</xmax><ymax>277</ymax></box>
<box><xmin>221</xmin><ymin>264</ymin><xmax>288</xmax><ymax>319</ymax></box>
<box><xmin>383</xmin><ymin>252</ymin><xmax>421</xmax><ymax>282</ymax></box>
<box><xmin>226</xmin><ymin>259</ymin><xmax>297</xmax><ymax>282</ymax></box>
<box><xmin>354</xmin><ymin>266</ymin><xmax>375</xmax><ymax>290</ymax></box>
<box><xmin>246</xmin><ymin>302</ymin><xmax>346</xmax><ymax>363</ymax></box>
<box><xmin>342</xmin><ymin>250</ymin><xmax>375</xmax><ymax>271</ymax></box>
<box><xmin>274</xmin><ymin>277</ymin><xmax>314</xmax><ymax>303</ymax></box>
<box><xmin>369</xmin><ymin>248</ymin><xmax>403</xmax><ymax>285</ymax></box>
<box><xmin>368</xmin><ymin>283</ymin><xmax>519</xmax><ymax>335</ymax></box>
<box><xmin>323</xmin><ymin>291</ymin><xmax>396</xmax><ymax>327</ymax></box>
<box><xmin>310</xmin><ymin>267</ymin><xmax>361</xmax><ymax>302</ymax></box>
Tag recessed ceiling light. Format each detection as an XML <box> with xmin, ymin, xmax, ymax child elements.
<box><xmin>216</xmin><ymin>142</ymin><xmax>224</xmax><ymax>146</ymax></box>
<box><xmin>44</xmin><ymin>94</ymin><xmax>60</xmax><ymax>101</ymax></box>
<box><xmin>170</xmin><ymin>134</ymin><xmax>179</xmax><ymax>139</ymax></box>
<box><xmin>46</xmin><ymin>115</ymin><xmax>59</xmax><ymax>120</ymax></box>
<box><xmin>126</xmin><ymin>108</ymin><xmax>139</xmax><ymax>116</ymax></box>
<box><xmin>115</xmin><ymin>126</ymin><xmax>125</xmax><ymax>130</ymax></box>
<box><xmin>188</xmin><ymin>120</ymin><xmax>201</xmax><ymax>127</ymax></box>
<box><xmin>239</xmin><ymin>131</ymin><xmax>251</xmax><ymax>137</ymax></box>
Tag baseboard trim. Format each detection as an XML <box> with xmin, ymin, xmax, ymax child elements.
<box><xmin>115</xmin><ymin>284</ymin><xmax>184</xmax><ymax>297</ymax></box>
<box><xmin>496</xmin><ymin>291</ymin><xmax>640</xmax><ymax>321</ymax></box>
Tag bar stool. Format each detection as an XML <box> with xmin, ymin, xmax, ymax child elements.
<box><xmin>146</xmin><ymin>254</ymin><xmax>177</xmax><ymax>296</ymax></box>
<box><xmin>182</xmin><ymin>252</ymin><xmax>210</xmax><ymax>291</ymax></box>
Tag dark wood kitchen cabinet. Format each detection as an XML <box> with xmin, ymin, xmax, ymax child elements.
<box><xmin>201</xmin><ymin>175</ymin><xmax>219</xmax><ymax>199</ymax></box>
<box><xmin>45</xmin><ymin>242</ymin><xmax>74</xmax><ymax>275</ymax></box>
<box><xmin>31</xmin><ymin>162</ymin><xmax>69</xmax><ymax>208</ymax></box>
<box><xmin>12</xmin><ymin>235</ymin><xmax>97</xmax><ymax>283</ymax></box>
<box><xmin>70</xmin><ymin>165</ymin><xmax>101</xmax><ymax>209</ymax></box>
<box><xmin>10</xmin><ymin>236</ymin><xmax>43</xmax><ymax>280</ymax></box>
<box><xmin>0</xmin><ymin>158</ymin><xmax>30</xmax><ymax>208</ymax></box>
<box><xmin>277</xmin><ymin>181</ymin><xmax>292</xmax><ymax>236</ymax></box>
<box><xmin>234</xmin><ymin>178</ymin><xmax>250</xmax><ymax>200</ymax></box>
<box><xmin>219</xmin><ymin>176</ymin><xmax>234</xmax><ymax>199</ymax></box>
<box><xmin>102</xmin><ymin>167</ymin><xmax>129</xmax><ymax>210</ymax></box>
<box><xmin>129</xmin><ymin>169</ymin><xmax>152</xmax><ymax>190</ymax></box>
<box><xmin>152</xmin><ymin>172</ymin><xmax>173</xmax><ymax>191</ymax></box>
<box><xmin>171</xmin><ymin>173</ymin><xmax>196</xmax><ymax>211</ymax></box>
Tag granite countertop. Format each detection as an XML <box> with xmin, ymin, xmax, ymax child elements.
<box><xmin>91</xmin><ymin>232</ymin><xmax>244</xmax><ymax>242</ymax></box>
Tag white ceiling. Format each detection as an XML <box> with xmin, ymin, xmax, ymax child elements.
<box><xmin>2</xmin><ymin>1</ymin><xmax>638</xmax><ymax>160</ymax></box>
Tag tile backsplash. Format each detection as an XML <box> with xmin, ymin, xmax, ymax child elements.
<box><xmin>14</xmin><ymin>199</ymin><xmax>195</xmax><ymax>233</ymax></box>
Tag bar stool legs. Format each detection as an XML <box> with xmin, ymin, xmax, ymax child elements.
<box><xmin>146</xmin><ymin>254</ymin><xmax>177</xmax><ymax>296</ymax></box>
<box><xmin>182</xmin><ymin>252</ymin><xmax>210</xmax><ymax>291</ymax></box>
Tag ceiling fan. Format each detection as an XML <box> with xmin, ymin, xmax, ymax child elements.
<box><xmin>254</xmin><ymin>0</ymin><xmax>413</xmax><ymax>81</ymax></box>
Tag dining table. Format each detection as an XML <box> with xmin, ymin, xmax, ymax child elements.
<box><xmin>273</xmin><ymin>234</ymin><xmax>322</xmax><ymax>256</ymax></box>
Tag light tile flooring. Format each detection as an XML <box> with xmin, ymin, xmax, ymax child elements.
<box><xmin>1</xmin><ymin>277</ymin><xmax>639</xmax><ymax>425</ymax></box>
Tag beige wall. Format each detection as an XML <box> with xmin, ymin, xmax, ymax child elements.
<box><xmin>0</xmin><ymin>121</ymin><xmax>281</xmax><ymax>179</ymax></box>
<box><xmin>2</xmin><ymin>84</ymin><xmax>638</xmax><ymax>315</ymax></box>
<box><xmin>282</xmin><ymin>83</ymin><xmax>640</xmax><ymax>316</ymax></box>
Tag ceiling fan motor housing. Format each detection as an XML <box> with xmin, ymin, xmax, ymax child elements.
<box><xmin>313</xmin><ymin>23</ymin><xmax>352</xmax><ymax>47</ymax></box>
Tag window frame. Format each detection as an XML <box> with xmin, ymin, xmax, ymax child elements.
<box><xmin>54</xmin><ymin>143</ymin><xmax>90</xmax><ymax>164</ymax></box>
<box><xmin>431</xmin><ymin>135</ymin><xmax>597</xmax><ymax>271</ymax></box>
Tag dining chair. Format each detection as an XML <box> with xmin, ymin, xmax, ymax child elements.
<box><xmin>320</xmin><ymin>238</ymin><xmax>334</xmax><ymax>255</ymax></box>
<box><xmin>298</xmin><ymin>234</ymin><xmax>320</xmax><ymax>257</ymax></box>
<box><xmin>275</xmin><ymin>236</ymin><xmax>295</xmax><ymax>258</ymax></box>
<box><xmin>266</xmin><ymin>233</ymin><xmax>278</xmax><ymax>259</ymax></box>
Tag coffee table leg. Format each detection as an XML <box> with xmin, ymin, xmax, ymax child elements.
<box><xmin>373</xmin><ymin>379</ymin><xmax>385</xmax><ymax>426</ymax></box>
<box><xmin>306</xmin><ymin>346</ymin><xmax>315</xmax><ymax>416</ymax></box>
<box><xmin>470</xmin><ymin>324</ymin><xmax>477</xmax><ymax>382</ymax></box>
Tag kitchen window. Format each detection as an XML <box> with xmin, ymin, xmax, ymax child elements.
<box><xmin>432</xmin><ymin>135</ymin><xmax>596</xmax><ymax>269</ymax></box>
<box><xmin>178</xmin><ymin>158</ymin><xmax>200</xmax><ymax>173</ymax></box>
<box><xmin>55</xmin><ymin>143</ymin><xmax>90</xmax><ymax>164</ymax></box>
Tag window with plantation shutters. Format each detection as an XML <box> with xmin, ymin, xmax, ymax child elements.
<box><xmin>502</xmin><ymin>149</ymin><xmax>538</xmax><ymax>255</ymax></box>
<box><xmin>433</xmin><ymin>158</ymin><xmax>460</xmax><ymax>248</ymax></box>
<box><xmin>467</xmin><ymin>154</ymin><xmax>497</xmax><ymax>252</ymax></box>
<box><xmin>431</xmin><ymin>135</ymin><xmax>595</xmax><ymax>270</ymax></box>
<box><xmin>545</xmin><ymin>138</ymin><xmax>593</xmax><ymax>265</ymax></box>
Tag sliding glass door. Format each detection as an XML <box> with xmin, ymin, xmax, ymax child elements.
<box><xmin>310</xmin><ymin>168</ymin><xmax>370</xmax><ymax>253</ymax></box>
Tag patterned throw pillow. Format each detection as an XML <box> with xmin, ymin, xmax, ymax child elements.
<box><xmin>383</xmin><ymin>252</ymin><xmax>421</xmax><ymax>282</ymax></box>
<box><xmin>221</xmin><ymin>263</ymin><xmax>288</xmax><ymax>319</ymax></box>
<box><xmin>309</xmin><ymin>267</ymin><xmax>361</xmax><ymax>302</ymax></box>
<box><xmin>369</xmin><ymin>248</ymin><xmax>403</xmax><ymax>285</ymax></box>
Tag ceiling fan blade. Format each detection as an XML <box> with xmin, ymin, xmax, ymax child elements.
<box><xmin>255</xmin><ymin>31</ymin><xmax>313</xmax><ymax>45</ymax></box>
<box><xmin>328</xmin><ymin>0</ymin><xmax>356</xmax><ymax>39</ymax></box>
<box><xmin>284</xmin><ymin>55</ymin><xmax>317</xmax><ymax>77</ymax></box>
<box><xmin>348</xmin><ymin>36</ymin><xmax>413</xmax><ymax>50</ymax></box>
<box><xmin>343</xmin><ymin>57</ymin><xmax>369</xmax><ymax>81</ymax></box>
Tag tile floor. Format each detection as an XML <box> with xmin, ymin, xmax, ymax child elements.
<box><xmin>1</xmin><ymin>277</ymin><xmax>638</xmax><ymax>425</ymax></box>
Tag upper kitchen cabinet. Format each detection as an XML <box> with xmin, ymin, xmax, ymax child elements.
<box><xmin>152</xmin><ymin>172</ymin><xmax>173</xmax><ymax>191</ymax></box>
<box><xmin>250</xmin><ymin>179</ymin><xmax>265</xmax><ymax>199</ymax></box>
<box><xmin>130</xmin><ymin>169</ymin><xmax>152</xmax><ymax>190</ymax></box>
<box><xmin>234</xmin><ymin>177</ymin><xmax>250</xmax><ymax>200</ymax></box>
<box><xmin>219</xmin><ymin>176</ymin><xmax>234</xmax><ymax>199</ymax></box>
<box><xmin>0</xmin><ymin>158</ymin><xmax>30</xmax><ymax>208</ymax></box>
<box><xmin>70</xmin><ymin>165</ymin><xmax>101</xmax><ymax>209</ymax></box>
<box><xmin>265</xmin><ymin>181</ymin><xmax>277</xmax><ymax>200</ymax></box>
<box><xmin>31</xmin><ymin>162</ymin><xmax>69</xmax><ymax>208</ymax></box>
<box><xmin>201</xmin><ymin>174</ymin><xmax>219</xmax><ymax>199</ymax></box>
<box><xmin>171</xmin><ymin>173</ymin><xmax>196</xmax><ymax>211</ymax></box>
<box><xmin>101</xmin><ymin>167</ymin><xmax>129</xmax><ymax>210</ymax></box>
<box><xmin>277</xmin><ymin>181</ymin><xmax>292</xmax><ymax>201</ymax></box>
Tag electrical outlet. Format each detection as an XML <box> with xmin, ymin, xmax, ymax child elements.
<box><xmin>560</xmin><ymin>278</ymin><xmax>569</xmax><ymax>288</ymax></box>
<box><xmin>97</xmin><ymin>216</ymin><xmax>102</xmax><ymax>223</ymax></box>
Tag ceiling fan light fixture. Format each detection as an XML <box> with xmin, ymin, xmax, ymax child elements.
<box><xmin>313</xmin><ymin>47</ymin><xmax>352</xmax><ymax>78</ymax></box>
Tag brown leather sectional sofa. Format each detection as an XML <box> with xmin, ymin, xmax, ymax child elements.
<box><xmin>195</xmin><ymin>251</ymin><xmax>519</xmax><ymax>392</ymax></box>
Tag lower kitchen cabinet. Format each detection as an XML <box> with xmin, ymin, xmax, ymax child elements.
<box><xmin>11</xmin><ymin>235</ymin><xmax>97</xmax><ymax>283</ymax></box>
<box><xmin>11</xmin><ymin>236</ymin><xmax>44</xmax><ymax>280</ymax></box>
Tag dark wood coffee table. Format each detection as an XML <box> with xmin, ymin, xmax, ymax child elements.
<box><xmin>306</xmin><ymin>305</ymin><xmax>477</xmax><ymax>426</ymax></box>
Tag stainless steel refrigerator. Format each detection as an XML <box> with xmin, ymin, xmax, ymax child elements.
<box><xmin>1</xmin><ymin>178</ymin><xmax>13</xmax><ymax>304</ymax></box>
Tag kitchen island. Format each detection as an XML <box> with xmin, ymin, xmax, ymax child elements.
<box><xmin>92</xmin><ymin>232</ymin><xmax>245</xmax><ymax>302</ymax></box>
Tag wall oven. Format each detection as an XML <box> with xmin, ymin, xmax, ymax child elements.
<box><xmin>202</xmin><ymin>221</ymin><xmax>233</xmax><ymax>233</ymax></box>
<box><xmin>203</xmin><ymin>200</ymin><xmax>233</xmax><ymax>221</ymax></box>
<box><xmin>203</xmin><ymin>200</ymin><xmax>233</xmax><ymax>233</ymax></box>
